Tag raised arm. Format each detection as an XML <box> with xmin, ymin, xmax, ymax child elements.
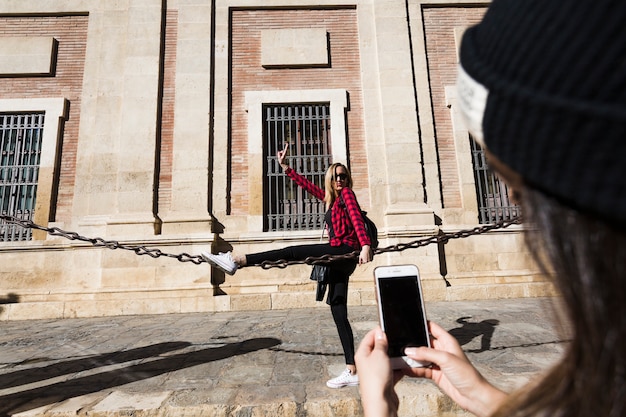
<box><xmin>276</xmin><ymin>143</ymin><xmax>325</xmax><ymax>200</ymax></box>
<box><xmin>277</xmin><ymin>143</ymin><xmax>290</xmax><ymax>171</ymax></box>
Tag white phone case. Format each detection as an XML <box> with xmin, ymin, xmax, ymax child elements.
<box><xmin>374</xmin><ymin>264</ymin><xmax>431</xmax><ymax>369</ymax></box>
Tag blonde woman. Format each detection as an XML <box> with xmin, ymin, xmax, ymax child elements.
<box><xmin>203</xmin><ymin>144</ymin><xmax>373</xmax><ymax>388</ymax></box>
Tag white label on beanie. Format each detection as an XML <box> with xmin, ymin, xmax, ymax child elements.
<box><xmin>457</xmin><ymin>64</ymin><xmax>488</xmax><ymax>146</ymax></box>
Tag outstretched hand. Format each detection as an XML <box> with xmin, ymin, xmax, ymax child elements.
<box><xmin>277</xmin><ymin>143</ymin><xmax>289</xmax><ymax>171</ymax></box>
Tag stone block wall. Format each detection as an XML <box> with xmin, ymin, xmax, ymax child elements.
<box><xmin>0</xmin><ymin>1</ymin><xmax>555</xmax><ymax>321</ymax></box>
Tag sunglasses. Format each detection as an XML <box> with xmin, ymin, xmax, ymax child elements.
<box><xmin>335</xmin><ymin>173</ymin><xmax>348</xmax><ymax>181</ymax></box>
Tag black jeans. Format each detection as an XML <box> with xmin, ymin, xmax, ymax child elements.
<box><xmin>246</xmin><ymin>243</ymin><xmax>358</xmax><ymax>365</ymax></box>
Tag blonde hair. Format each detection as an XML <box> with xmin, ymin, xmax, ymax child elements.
<box><xmin>324</xmin><ymin>163</ymin><xmax>352</xmax><ymax>208</ymax></box>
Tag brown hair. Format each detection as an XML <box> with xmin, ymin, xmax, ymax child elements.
<box><xmin>491</xmin><ymin>186</ymin><xmax>626</xmax><ymax>417</ymax></box>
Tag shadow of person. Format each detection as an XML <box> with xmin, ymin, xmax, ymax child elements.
<box><xmin>448</xmin><ymin>317</ymin><xmax>500</xmax><ymax>353</ymax></box>
<box><xmin>0</xmin><ymin>342</ymin><xmax>192</xmax><ymax>390</ymax></box>
<box><xmin>0</xmin><ymin>337</ymin><xmax>281</xmax><ymax>416</ymax></box>
<box><xmin>0</xmin><ymin>293</ymin><xmax>19</xmax><ymax>315</ymax></box>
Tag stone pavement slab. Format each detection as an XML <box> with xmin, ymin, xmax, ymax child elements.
<box><xmin>0</xmin><ymin>297</ymin><xmax>568</xmax><ymax>417</ymax></box>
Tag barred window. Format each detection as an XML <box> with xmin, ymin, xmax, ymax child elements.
<box><xmin>264</xmin><ymin>104</ymin><xmax>332</xmax><ymax>232</ymax></box>
<box><xmin>470</xmin><ymin>135</ymin><xmax>521</xmax><ymax>224</ymax></box>
<box><xmin>0</xmin><ymin>113</ymin><xmax>44</xmax><ymax>242</ymax></box>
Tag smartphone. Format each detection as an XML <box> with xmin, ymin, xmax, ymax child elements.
<box><xmin>374</xmin><ymin>264</ymin><xmax>431</xmax><ymax>369</ymax></box>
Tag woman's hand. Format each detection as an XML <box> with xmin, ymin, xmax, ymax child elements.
<box><xmin>355</xmin><ymin>327</ymin><xmax>401</xmax><ymax>417</ymax></box>
<box><xmin>401</xmin><ymin>321</ymin><xmax>508</xmax><ymax>417</ymax></box>
<box><xmin>277</xmin><ymin>143</ymin><xmax>290</xmax><ymax>171</ymax></box>
<box><xmin>356</xmin><ymin>322</ymin><xmax>508</xmax><ymax>417</ymax></box>
<box><xmin>359</xmin><ymin>245</ymin><xmax>373</xmax><ymax>264</ymax></box>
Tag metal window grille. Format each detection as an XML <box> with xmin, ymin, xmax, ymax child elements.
<box><xmin>470</xmin><ymin>135</ymin><xmax>521</xmax><ymax>224</ymax></box>
<box><xmin>0</xmin><ymin>113</ymin><xmax>44</xmax><ymax>242</ymax></box>
<box><xmin>264</xmin><ymin>104</ymin><xmax>332</xmax><ymax>232</ymax></box>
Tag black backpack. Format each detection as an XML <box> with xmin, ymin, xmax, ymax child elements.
<box><xmin>360</xmin><ymin>210</ymin><xmax>379</xmax><ymax>249</ymax></box>
<box><xmin>340</xmin><ymin>194</ymin><xmax>379</xmax><ymax>249</ymax></box>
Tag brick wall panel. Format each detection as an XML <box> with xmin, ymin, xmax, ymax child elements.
<box><xmin>423</xmin><ymin>6</ymin><xmax>486</xmax><ymax>209</ymax></box>
<box><xmin>0</xmin><ymin>15</ymin><xmax>88</xmax><ymax>223</ymax></box>
<box><xmin>230</xmin><ymin>8</ymin><xmax>366</xmax><ymax>215</ymax></box>
<box><xmin>157</xmin><ymin>10</ymin><xmax>178</xmax><ymax>213</ymax></box>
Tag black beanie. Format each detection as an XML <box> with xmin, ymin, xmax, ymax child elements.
<box><xmin>458</xmin><ymin>0</ymin><xmax>626</xmax><ymax>226</ymax></box>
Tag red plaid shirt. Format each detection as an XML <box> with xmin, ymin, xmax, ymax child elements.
<box><xmin>285</xmin><ymin>168</ymin><xmax>371</xmax><ymax>250</ymax></box>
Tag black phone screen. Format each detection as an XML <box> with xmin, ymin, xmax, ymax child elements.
<box><xmin>379</xmin><ymin>276</ymin><xmax>429</xmax><ymax>357</ymax></box>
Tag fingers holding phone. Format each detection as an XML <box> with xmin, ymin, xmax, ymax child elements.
<box><xmin>355</xmin><ymin>327</ymin><xmax>401</xmax><ymax>417</ymax></box>
<box><xmin>374</xmin><ymin>265</ymin><xmax>431</xmax><ymax>369</ymax></box>
<box><xmin>398</xmin><ymin>321</ymin><xmax>508</xmax><ymax>416</ymax></box>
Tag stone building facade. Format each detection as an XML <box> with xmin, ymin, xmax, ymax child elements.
<box><xmin>0</xmin><ymin>0</ymin><xmax>555</xmax><ymax>320</ymax></box>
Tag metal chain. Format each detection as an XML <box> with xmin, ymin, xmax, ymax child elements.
<box><xmin>1</xmin><ymin>214</ymin><xmax>522</xmax><ymax>268</ymax></box>
<box><xmin>256</xmin><ymin>216</ymin><xmax>522</xmax><ymax>269</ymax></box>
<box><xmin>0</xmin><ymin>214</ymin><xmax>205</xmax><ymax>264</ymax></box>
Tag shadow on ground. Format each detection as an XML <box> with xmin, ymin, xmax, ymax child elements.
<box><xmin>449</xmin><ymin>316</ymin><xmax>500</xmax><ymax>353</ymax></box>
<box><xmin>449</xmin><ymin>316</ymin><xmax>568</xmax><ymax>353</ymax></box>
<box><xmin>0</xmin><ymin>337</ymin><xmax>281</xmax><ymax>417</ymax></box>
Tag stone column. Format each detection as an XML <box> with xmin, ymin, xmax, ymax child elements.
<box><xmin>158</xmin><ymin>0</ymin><xmax>213</xmax><ymax>236</ymax></box>
<box><xmin>210</xmin><ymin>1</ymin><xmax>230</xmax><ymax>227</ymax></box>
<box><xmin>358</xmin><ymin>0</ymin><xmax>435</xmax><ymax>231</ymax></box>
<box><xmin>73</xmin><ymin>0</ymin><xmax>163</xmax><ymax>237</ymax></box>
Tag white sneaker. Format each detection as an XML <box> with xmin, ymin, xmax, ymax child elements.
<box><xmin>201</xmin><ymin>251</ymin><xmax>238</xmax><ymax>275</ymax></box>
<box><xmin>326</xmin><ymin>368</ymin><xmax>359</xmax><ymax>388</ymax></box>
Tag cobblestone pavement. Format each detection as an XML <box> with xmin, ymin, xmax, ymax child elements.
<box><xmin>0</xmin><ymin>297</ymin><xmax>568</xmax><ymax>417</ymax></box>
